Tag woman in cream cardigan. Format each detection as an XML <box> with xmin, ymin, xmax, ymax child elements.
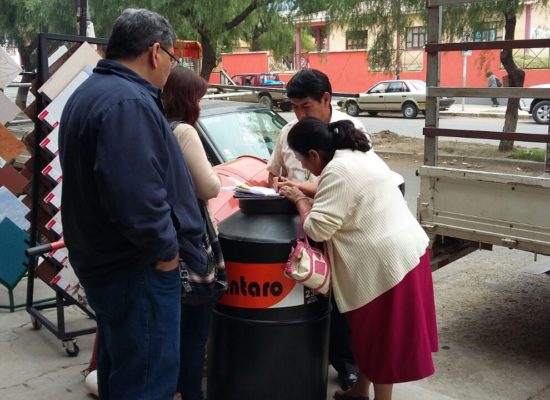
<box><xmin>278</xmin><ymin>118</ymin><xmax>438</xmax><ymax>400</ymax></box>
<box><xmin>162</xmin><ymin>66</ymin><xmax>221</xmax><ymax>400</ymax></box>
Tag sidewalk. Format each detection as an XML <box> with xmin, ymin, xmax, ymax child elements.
<box><xmin>330</xmin><ymin>100</ymin><xmax>533</xmax><ymax>120</ymax></box>
<box><xmin>0</xmin><ymin>280</ymin><xmax>449</xmax><ymax>400</ymax></box>
<box><xmin>440</xmin><ymin>102</ymin><xmax>532</xmax><ymax>120</ymax></box>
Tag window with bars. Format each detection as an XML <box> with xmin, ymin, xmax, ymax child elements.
<box><xmin>346</xmin><ymin>30</ymin><xmax>368</xmax><ymax>50</ymax></box>
<box><xmin>405</xmin><ymin>26</ymin><xmax>426</xmax><ymax>49</ymax></box>
<box><xmin>473</xmin><ymin>24</ymin><xmax>503</xmax><ymax>42</ymax></box>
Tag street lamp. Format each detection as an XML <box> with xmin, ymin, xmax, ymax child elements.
<box><xmin>462</xmin><ymin>32</ymin><xmax>471</xmax><ymax>111</ymax></box>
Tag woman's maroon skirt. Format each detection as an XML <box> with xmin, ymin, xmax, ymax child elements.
<box><xmin>346</xmin><ymin>250</ymin><xmax>438</xmax><ymax>384</ymax></box>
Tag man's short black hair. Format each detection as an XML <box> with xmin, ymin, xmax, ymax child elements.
<box><xmin>286</xmin><ymin>69</ymin><xmax>332</xmax><ymax>101</ymax></box>
<box><xmin>105</xmin><ymin>8</ymin><xmax>176</xmax><ymax>61</ymax></box>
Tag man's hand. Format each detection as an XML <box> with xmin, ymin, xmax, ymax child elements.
<box><xmin>155</xmin><ymin>253</ymin><xmax>179</xmax><ymax>272</ymax></box>
<box><xmin>273</xmin><ymin>176</ymin><xmax>299</xmax><ymax>192</ymax></box>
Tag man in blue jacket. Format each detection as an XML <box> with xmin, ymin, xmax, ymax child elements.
<box><xmin>59</xmin><ymin>9</ymin><xmax>204</xmax><ymax>399</ymax></box>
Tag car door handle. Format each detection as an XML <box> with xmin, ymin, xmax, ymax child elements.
<box><xmin>378</xmin><ymin>95</ymin><xmax>383</xmax><ymax>98</ymax></box>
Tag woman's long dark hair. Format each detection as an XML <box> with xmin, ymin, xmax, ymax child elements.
<box><xmin>162</xmin><ymin>66</ymin><xmax>207</xmax><ymax>125</ymax></box>
<box><xmin>287</xmin><ymin>118</ymin><xmax>371</xmax><ymax>162</ymax></box>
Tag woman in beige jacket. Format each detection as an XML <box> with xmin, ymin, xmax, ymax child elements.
<box><xmin>279</xmin><ymin>118</ymin><xmax>438</xmax><ymax>400</ymax></box>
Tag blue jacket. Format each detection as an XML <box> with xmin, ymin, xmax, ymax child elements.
<box><xmin>59</xmin><ymin>59</ymin><xmax>205</xmax><ymax>287</ymax></box>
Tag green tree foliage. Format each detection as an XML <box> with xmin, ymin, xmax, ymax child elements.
<box><xmin>0</xmin><ymin>0</ymin><xmax>76</xmax><ymax>107</ymax></box>
<box><xmin>90</xmin><ymin>0</ymin><xmax>290</xmax><ymax>79</ymax></box>
<box><xmin>244</xmin><ymin>15</ymin><xmax>315</xmax><ymax>70</ymax></box>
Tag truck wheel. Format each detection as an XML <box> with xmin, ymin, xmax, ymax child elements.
<box><xmin>259</xmin><ymin>95</ymin><xmax>273</xmax><ymax>109</ymax></box>
<box><xmin>532</xmin><ymin>100</ymin><xmax>550</xmax><ymax>124</ymax></box>
<box><xmin>402</xmin><ymin>103</ymin><xmax>418</xmax><ymax>119</ymax></box>
<box><xmin>345</xmin><ymin>101</ymin><xmax>360</xmax><ymax>117</ymax></box>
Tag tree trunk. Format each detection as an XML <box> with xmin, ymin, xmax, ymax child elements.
<box><xmin>199</xmin><ymin>31</ymin><xmax>217</xmax><ymax>82</ymax></box>
<box><xmin>15</xmin><ymin>44</ymin><xmax>36</xmax><ymax>110</ymax></box>
<box><xmin>498</xmin><ymin>9</ymin><xmax>525</xmax><ymax>152</ymax></box>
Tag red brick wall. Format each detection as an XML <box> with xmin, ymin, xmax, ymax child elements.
<box><xmin>211</xmin><ymin>49</ymin><xmax>550</xmax><ymax>91</ymax></box>
<box><xmin>219</xmin><ymin>52</ymin><xmax>269</xmax><ymax>78</ymax></box>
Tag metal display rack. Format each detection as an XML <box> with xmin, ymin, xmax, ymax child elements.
<box><xmin>25</xmin><ymin>33</ymin><xmax>107</xmax><ymax>356</ymax></box>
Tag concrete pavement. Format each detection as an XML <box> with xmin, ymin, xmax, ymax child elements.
<box><xmin>0</xmin><ymin>279</ymin><xmax>448</xmax><ymax>400</ymax></box>
<box><xmin>440</xmin><ymin>102</ymin><xmax>532</xmax><ymax>120</ymax></box>
<box><xmin>3</xmin><ymin>246</ymin><xmax>550</xmax><ymax>400</ymax></box>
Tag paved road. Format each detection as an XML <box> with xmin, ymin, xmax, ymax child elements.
<box><xmin>279</xmin><ymin>112</ymin><xmax>548</xmax><ymax>148</ymax></box>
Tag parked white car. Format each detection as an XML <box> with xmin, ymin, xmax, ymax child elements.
<box><xmin>519</xmin><ymin>83</ymin><xmax>550</xmax><ymax>124</ymax></box>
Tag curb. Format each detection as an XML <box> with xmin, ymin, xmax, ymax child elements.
<box><xmin>375</xmin><ymin>149</ymin><xmax>544</xmax><ymax>169</ymax></box>
<box><xmin>440</xmin><ymin>111</ymin><xmax>532</xmax><ymax>120</ymax></box>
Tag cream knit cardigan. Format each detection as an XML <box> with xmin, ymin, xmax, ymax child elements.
<box><xmin>304</xmin><ymin>149</ymin><xmax>429</xmax><ymax>313</ymax></box>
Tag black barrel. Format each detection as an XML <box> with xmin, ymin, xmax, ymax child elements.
<box><xmin>207</xmin><ymin>197</ymin><xmax>330</xmax><ymax>400</ymax></box>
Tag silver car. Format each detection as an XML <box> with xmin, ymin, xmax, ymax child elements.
<box><xmin>337</xmin><ymin>79</ymin><xmax>455</xmax><ymax>119</ymax></box>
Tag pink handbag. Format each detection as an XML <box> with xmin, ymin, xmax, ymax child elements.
<box><xmin>285</xmin><ymin>212</ymin><xmax>331</xmax><ymax>295</ymax></box>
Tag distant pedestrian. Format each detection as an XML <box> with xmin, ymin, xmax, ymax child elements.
<box><xmin>487</xmin><ymin>71</ymin><xmax>500</xmax><ymax>107</ymax></box>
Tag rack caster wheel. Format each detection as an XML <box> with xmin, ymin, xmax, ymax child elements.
<box><xmin>63</xmin><ymin>339</ymin><xmax>80</xmax><ymax>357</ymax></box>
<box><xmin>30</xmin><ymin>316</ymin><xmax>42</xmax><ymax>330</ymax></box>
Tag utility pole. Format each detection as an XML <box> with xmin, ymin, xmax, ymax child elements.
<box><xmin>395</xmin><ymin>31</ymin><xmax>401</xmax><ymax>79</ymax></box>
<box><xmin>76</xmin><ymin>0</ymin><xmax>89</xmax><ymax>36</ymax></box>
<box><xmin>461</xmin><ymin>32</ymin><xmax>471</xmax><ymax>111</ymax></box>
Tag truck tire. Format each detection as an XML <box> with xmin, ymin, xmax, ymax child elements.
<box><xmin>258</xmin><ymin>94</ymin><xmax>273</xmax><ymax>109</ymax></box>
<box><xmin>345</xmin><ymin>101</ymin><xmax>360</xmax><ymax>117</ymax></box>
<box><xmin>532</xmin><ymin>100</ymin><xmax>550</xmax><ymax>125</ymax></box>
<box><xmin>402</xmin><ymin>102</ymin><xmax>418</xmax><ymax>119</ymax></box>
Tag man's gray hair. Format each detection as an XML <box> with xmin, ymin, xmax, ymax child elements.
<box><xmin>105</xmin><ymin>8</ymin><xmax>176</xmax><ymax>60</ymax></box>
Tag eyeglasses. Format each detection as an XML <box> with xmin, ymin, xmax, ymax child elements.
<box><xmin>159</xmin><ymin>45</ymin><xmax>179</xmax><ymax>67</ymax></box>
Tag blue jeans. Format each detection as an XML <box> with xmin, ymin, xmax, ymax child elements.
<box><xmin>85</xmin><ymin>266</ymin><xmax>181</xmax><ymax>400</ymax></box>
<box><xmin>177</xmin><ymin>303</ymin><xmax>213</xmax><ymax>400</ymax></box>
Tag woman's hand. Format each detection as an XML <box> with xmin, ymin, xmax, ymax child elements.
<box><xmin>279</xmin><ymin>186</ymin><xmax>306</xmax><ymax>204</ymax></box>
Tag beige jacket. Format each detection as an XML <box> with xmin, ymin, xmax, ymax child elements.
<box><xmin>304</xmin><ymin>149</ymin><xmax>429</xmax><ymax>312</ymax></box>
<box><xmin>172</xmin><ymin>123</ymin><xmax>221</xmax><ymax>201</ymax></box>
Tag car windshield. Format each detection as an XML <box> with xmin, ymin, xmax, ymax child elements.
<box><xmin>200</xmin><ymin>109</ymin><xmax>286</xmax><ymax>161</ymax></box>
<box><xmin>408</xmin><ymin>80</ymin><xmax>426</xmax><ymax>91</ymax></box>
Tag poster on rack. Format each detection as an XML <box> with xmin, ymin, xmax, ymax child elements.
<box><xmin>0</xmin><ymin>91</ymin><xmax>21</xmax><ymax>124</ymax></box>
<box><xmin>0</xmin><ymin>46</ymin><xmax>22</xmax><ymax>89</ymax></box>
<box><xmin>38</xmin><ymin>42</ymin><xmax>100</xmax><ymax>101</ymax></box>
<box><xmin>0</xmin><ymin>186</ymin><xmax>30</xmax><ymax>231</ymax></box>
<box><xmin>37</xmin><ymin>65</ymin><xmax>93</xmax><ymax>129</ymax></box>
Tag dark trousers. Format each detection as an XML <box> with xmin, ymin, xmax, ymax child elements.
<box><xmin>329</xmin><ymin>295</ymin><xmax>357</xmax><ymax>375</ymax></box>
<box><xmin>177</xmin><ymin>303</ymin><xmax>213</xmax><ymax>400</ymax></box>
<box><xmin>85</xmin><ymin>266</ymin><xmax>181</xmax><ymax>400</ymax></box>
<box><xmin>491</xmin><ymin>97</ymin><xmax>499</xmax><ymax>106</ymax></box>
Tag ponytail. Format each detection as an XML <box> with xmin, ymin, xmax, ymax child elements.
<box><xmin>328</xmin><ymin>120</ymin><xmax>371</xmax><ymax>152</ymax></box>
<box><xmin>288</xmin><ymin>117</ymin><xmax>372</xmax><ymax>163</ymax></box>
